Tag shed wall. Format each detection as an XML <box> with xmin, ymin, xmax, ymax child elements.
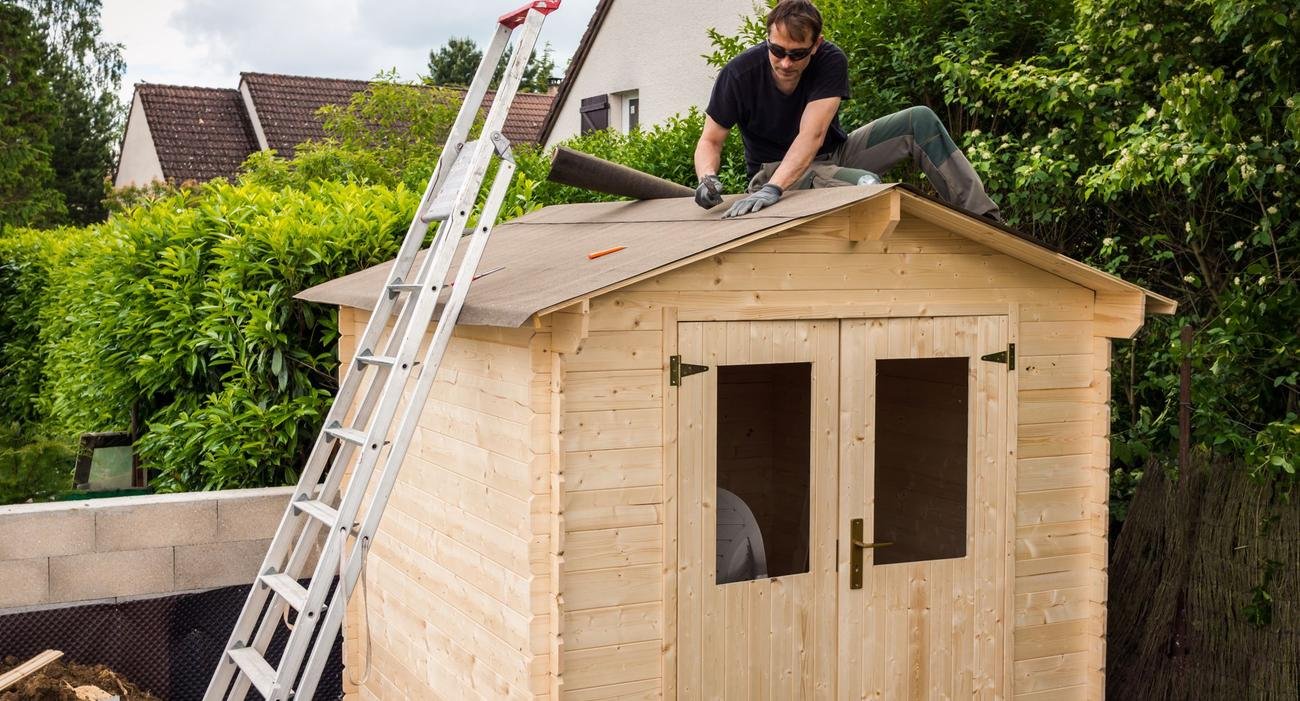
<box><xmin>338</xmin><ymin>308</ymin><xmax>546</xmax><ymax>700</ymax></box>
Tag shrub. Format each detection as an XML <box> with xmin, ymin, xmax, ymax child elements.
<box><xmin>0</xmin><ymin>424</ymin><xmax>74</xmax><ymax>504</ymax></box>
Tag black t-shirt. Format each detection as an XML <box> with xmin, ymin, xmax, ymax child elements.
<box><xmin>706</xmin><ymin>41</ymin><xmax>850</xmax><ymax>177</ymax></box>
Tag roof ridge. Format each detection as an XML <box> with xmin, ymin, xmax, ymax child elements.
<box><xmin>136</xmin><ymin>82</ymin><xmax>240</xmax><ymax>94</ymax></box>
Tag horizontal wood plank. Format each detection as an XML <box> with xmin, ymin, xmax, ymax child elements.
<box><xmin>564</xmin><ymin>565</ymin><xmax>662</xmax><ymax>612</ymax></box>
<box><xmin>563</xmin><ymin>601</ymin><xmax>663</xmax><ymax>649</ymax></box>
<box><xmin>562</xmin><ymin>640</ymin><xmax>662</xmax><ymax>692</ymax></box>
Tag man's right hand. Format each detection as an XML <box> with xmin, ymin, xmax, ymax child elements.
<box><xmin>694</xmin><ymin>174</ymin><xmax>724</xmax><ymax>209</ymax></box>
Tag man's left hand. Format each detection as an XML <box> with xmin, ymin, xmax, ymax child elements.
<box><xmin>722</xmin><ymin>184</ymin><xmax>783</xmax><ymax>219</ymax></box>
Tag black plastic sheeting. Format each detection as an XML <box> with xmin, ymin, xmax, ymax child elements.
<box><xmin>0</xmin><ymin>581</ymin><xmax>344</xmax><ymax>700</ymax></box>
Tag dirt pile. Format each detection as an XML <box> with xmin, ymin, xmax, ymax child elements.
<box><xmin>0</xmin><ymin>656</ymin><xmax>162</xmax><ymax>701</ymax></box>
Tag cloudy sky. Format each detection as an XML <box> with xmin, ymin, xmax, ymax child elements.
<box><xmin>101</xmin><ymin>0</ymin><xmax>601</xmax><ymax>104</ymax></box>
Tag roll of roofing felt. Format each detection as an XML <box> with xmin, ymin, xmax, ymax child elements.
<box><xmin>547</xmin><ymin>146</ymin><xmax>695</xmax><ymax>200</ymax></box>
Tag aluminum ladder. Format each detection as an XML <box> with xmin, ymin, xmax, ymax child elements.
<box><xmin>203</xmin><ymin>2</ymin><xmax>560</xmax><ymax>698</ymax></box>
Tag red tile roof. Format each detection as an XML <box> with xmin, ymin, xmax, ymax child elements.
<box><xmin>240</xmin><ymin>72</ymin><xmax>555</xmax><ymax>157</ymax></box>
<box><xmin>120</xmin><ymin>73</ymin><xmax>556</xmax><ymax>184</ymax></box>
<box><xmin>134</xmin><ymin>84</ymin><xmax>260</xmax><ymax>183</ymax></box>
<box><xmin>238</xmin><ymin>73</ymin><xmax>370</xmax><ymax>157</ymax></box>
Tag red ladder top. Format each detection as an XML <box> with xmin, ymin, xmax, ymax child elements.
<box><xmin>499</xmin><ymin>0</ymin><xmax>560</xmax><ymax>28</ymax></box>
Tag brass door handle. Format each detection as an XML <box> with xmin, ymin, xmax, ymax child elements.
<box><xmin>849</xmin><ymin>519</ymin><xmax>892</xmax><ymax>589</ymax></box>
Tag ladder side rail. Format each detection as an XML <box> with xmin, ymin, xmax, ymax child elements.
<box><xmin>207</xmin><ymin>199</ymin><xmax>464</xmax><ymax>701</ymax></box>
<box><xmin>292</xmin><ymin>157</ymin><xmax>519</xmax><ymax>701</ymax></box>
<box><xmin>423</xmin><ymin>23</ymin><xmax>512</xmax><ymax>212</ymax></box>
<box><xmin>287</xmin><ymin>12</ymin><xmax>550</xmax><ymax>695</ymax></box>
<box><xmin>228</xmin><ymin>218</ymin><xmax>470</xmax><ymax>699</ymax></box>
<box><xmin>264</xmin><ymin>134</ymin><xmax>510</xmax><ymax>696</ymax></box>
<box><xmin>475</xmin><ymin>8</ymin><xmax>547</xmax><ymax>144</ymax></box>
<box><xmin>207</xmin><ymin>78</ymin><xmax>466</xmax><ymax>701</ymax></box>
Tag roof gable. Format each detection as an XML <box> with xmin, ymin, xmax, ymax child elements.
<box><xmin>135</xmin><ymin>84</ymin><xmax>260</xmax><ymax>182</ymax></box>
<box><xmin>295</xmin><ymin>185</ymin><xmax>1175</xmax><ymax>333</ymax></box>
<box><xmin>537</xmin><ymin>0</ymin><xmax>613</xmax><ymax>144</ymax></box>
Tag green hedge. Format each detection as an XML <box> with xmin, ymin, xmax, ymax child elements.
<box><xmin>0</xmin><ymin>179</ymin><xmax>418</xmax><ymax>492</ymax></box>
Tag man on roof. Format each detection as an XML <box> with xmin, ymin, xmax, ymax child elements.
<box><xmin>694</xmin><ymin>0</ymin><xmax>1001</xmax><ymax>221</ymax></box>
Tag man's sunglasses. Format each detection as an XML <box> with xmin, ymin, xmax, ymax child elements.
<box><xmin>766</xmin><ymin>41</ymin><xmax>815</xmax><ymax>61</ymax></box>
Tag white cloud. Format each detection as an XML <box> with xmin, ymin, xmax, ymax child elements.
<box><xmin>103</xmin><ymin>0</ymin><xmax>600</xmax><ymax>104</ymax></box>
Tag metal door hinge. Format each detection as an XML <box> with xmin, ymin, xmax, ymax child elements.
<box><xmin>980</xmin><ymin>342</ymin><xmax>1016</xmax><ymax>370</ymax></box>
<box><xmin>669</xmin><ymin>355</ymin><xmax>708</xmax><ymax>387</ymax></box>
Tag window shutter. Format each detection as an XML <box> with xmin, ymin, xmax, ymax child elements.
<box><xmin>579</xmin><ymin>95</ymin><xmax>610</xmax><ymax>133</ymax></box>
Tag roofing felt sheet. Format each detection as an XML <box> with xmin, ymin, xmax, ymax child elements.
<box><xmin>295</xmin><ymin>185</ymin><xmax>893</xmax><ymax>327</ymax></box>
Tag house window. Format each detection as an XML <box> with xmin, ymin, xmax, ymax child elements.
<box><xmin>579</xmin><ymin>95</ymin><xmax>609</xmax><ymax>134</ymax></box>
<box><xmin>626</xmin><ymin>95</ymin><xmax>640</xmax><ymax>131</ymax></box>
<box><xmin>715</xmin><ymin>362</ymin><xmax>812</xmax><ymax>584</ymax></box>
<box><xmin>873</xmin><ymin>357</ymin><xmax>969</xmax><ymax>565</ymax></box>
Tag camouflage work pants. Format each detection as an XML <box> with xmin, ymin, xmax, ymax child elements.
<box><xmin>747</xmin><ymin>105</ymin><xmax>1001</xmax><ymax>220</ymax></box>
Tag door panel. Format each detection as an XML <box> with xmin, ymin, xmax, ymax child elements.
<box><xmin>677</xmin><ymin>320</ymin><xmax>839</xmax><ymax>700</ymax></box>
<box><xmin>838</xmin><ymin>317</ymin><xmax>1011</xmax><ymax>700</ymax></box>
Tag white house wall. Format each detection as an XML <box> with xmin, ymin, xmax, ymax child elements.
<box><xmin>544</xmin><ymin>0</ymin><xmax>757</xmax><ymax>149</ymax></box>
<box><xmin>114</xmin><ymin>91</ymin><xmax>164</xmax><ymax>188</ymax></box>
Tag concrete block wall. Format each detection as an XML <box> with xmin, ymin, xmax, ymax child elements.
<box><xmin>0</xmin><ymin>487</ymin><xmax>308</xmax><ymax>612</ymax></box>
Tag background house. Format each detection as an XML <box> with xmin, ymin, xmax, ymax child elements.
<box><xmin>114</xmin><ymin>73</ymin><xmax>555</xmax><ymax>188</ymax></box>
<box><xmin>539</xmin><ymin>0</ymin><xmax>757</xmax><ymax>148</ymax></box>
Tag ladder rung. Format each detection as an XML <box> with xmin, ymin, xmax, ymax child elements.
<box><xmin>293</xmin><ymin>498</ymin><xmax>339</xmax><ymax>527</ymax></box>
<box><xmin>356</xmin><ymin>353</ymin><xmax>398</xmax><ymax>368</ymax></box>
<box><xmin>325</xmin><ymin>426</ymin><xmax>368</xmax><ymax>446</ymax></box>
<box><xmin>260</xmin><ymin>572</ymin><xmax>309</xmax><ymax>612</ymax></box>
<box><xmin>228</xmin><ymin>646</ymin><xmax>277</xmax><ymax>698</ymax></box>
<box><xmin>387</xmin><ymin>282</ymin><xmax>425</xmax><ymax>296</ymax></box>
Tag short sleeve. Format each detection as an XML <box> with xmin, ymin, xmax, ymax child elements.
<box><xmin>706</xmin><ymin>67</ymin><xmax>740</xmax><ymax>129</ymax></box>
<box><xmin>807</xmin><ymin>47</ymin><xmax>849</xmax><ymax>102</ymax></box>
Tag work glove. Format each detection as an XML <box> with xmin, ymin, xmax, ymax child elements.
<box><xmin>722</xmin><ymin>183</ymin><xmax>783</xmax><ymax>219</ymax></box>
<box><xmin>694</xmin><ymin>174</ymin><xmax>724</xmax><ymax>209</ymax></box>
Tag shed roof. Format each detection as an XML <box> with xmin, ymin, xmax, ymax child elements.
<box><xmin>295</xmin><ymin>185</ymin><xmax>1176</xmax><ymax>328</ymax></box>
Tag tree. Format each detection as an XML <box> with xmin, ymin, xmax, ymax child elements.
<box><xmin>427</xmin><ymin>36</ymin><xmax>482</xmax><ymax>86</ymax></box>
<box><xmin>0</xmin><ymin>4</ymin><xmax>66</xmax><ymax>231</ymax></box>
<box><xmin>499</xmin><ymin>42</ymin><xmax>557</xmax><ymax>94</ymax></box>
<box><xmin>427</xmin><ymin>36</ymin><xmax>557</xmax><ymax>93</ymax></box>
<box><xmin>13</xmin><ymin>0</ymin><xmax>125</xmax><ymax>226</ymax></box>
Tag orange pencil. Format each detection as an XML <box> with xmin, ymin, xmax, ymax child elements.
<box><xmin>588</xmin><ymin>246</ymin><xmax>625</xmax><ymax>260</ymax></box>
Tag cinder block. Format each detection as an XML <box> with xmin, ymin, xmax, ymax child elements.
<box><xmin>95</xmin><ymin>499</ymin><xmax>217</xmax><ymax>551</ymax></box>
<box><xmin>175</xmin><ymin>538</ymin><xmax>270</xmax><ymax>589</ymax></box>
<box><xmin>49</xmin><ymin>547</ymin><xmax>174</xmax><ymax>602</ymax></box>
<box><xmin>0</xmin><ymin>509</ymin><xmax>94</xmax><ymax>560</ymax></box>
<box><xmin>215</xmin><ymin>490</ymin><xmax>293</xmax><ymax>542</ymax></box>
<box><xmin>0</xmin><ymin>557</ymin><xmax>49</xmax><ymax>608</ymax></box>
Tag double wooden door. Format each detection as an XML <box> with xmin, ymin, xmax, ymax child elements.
<box><xmin>676</xmin><ymin>317</ymin><xmax>1010</xmax><ymax>699</ymax></box>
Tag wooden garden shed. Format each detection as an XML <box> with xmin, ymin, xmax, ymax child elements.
<box><xmin>296</xmin><ymin>184</ymin><xmax>1175</xmax><ymax>700</ymax></box>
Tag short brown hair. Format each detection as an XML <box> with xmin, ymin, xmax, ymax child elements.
<box><xmin>766</xmin><ymin>0</ymin><xmax>823</xmax><ymax>43</ymax></box>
